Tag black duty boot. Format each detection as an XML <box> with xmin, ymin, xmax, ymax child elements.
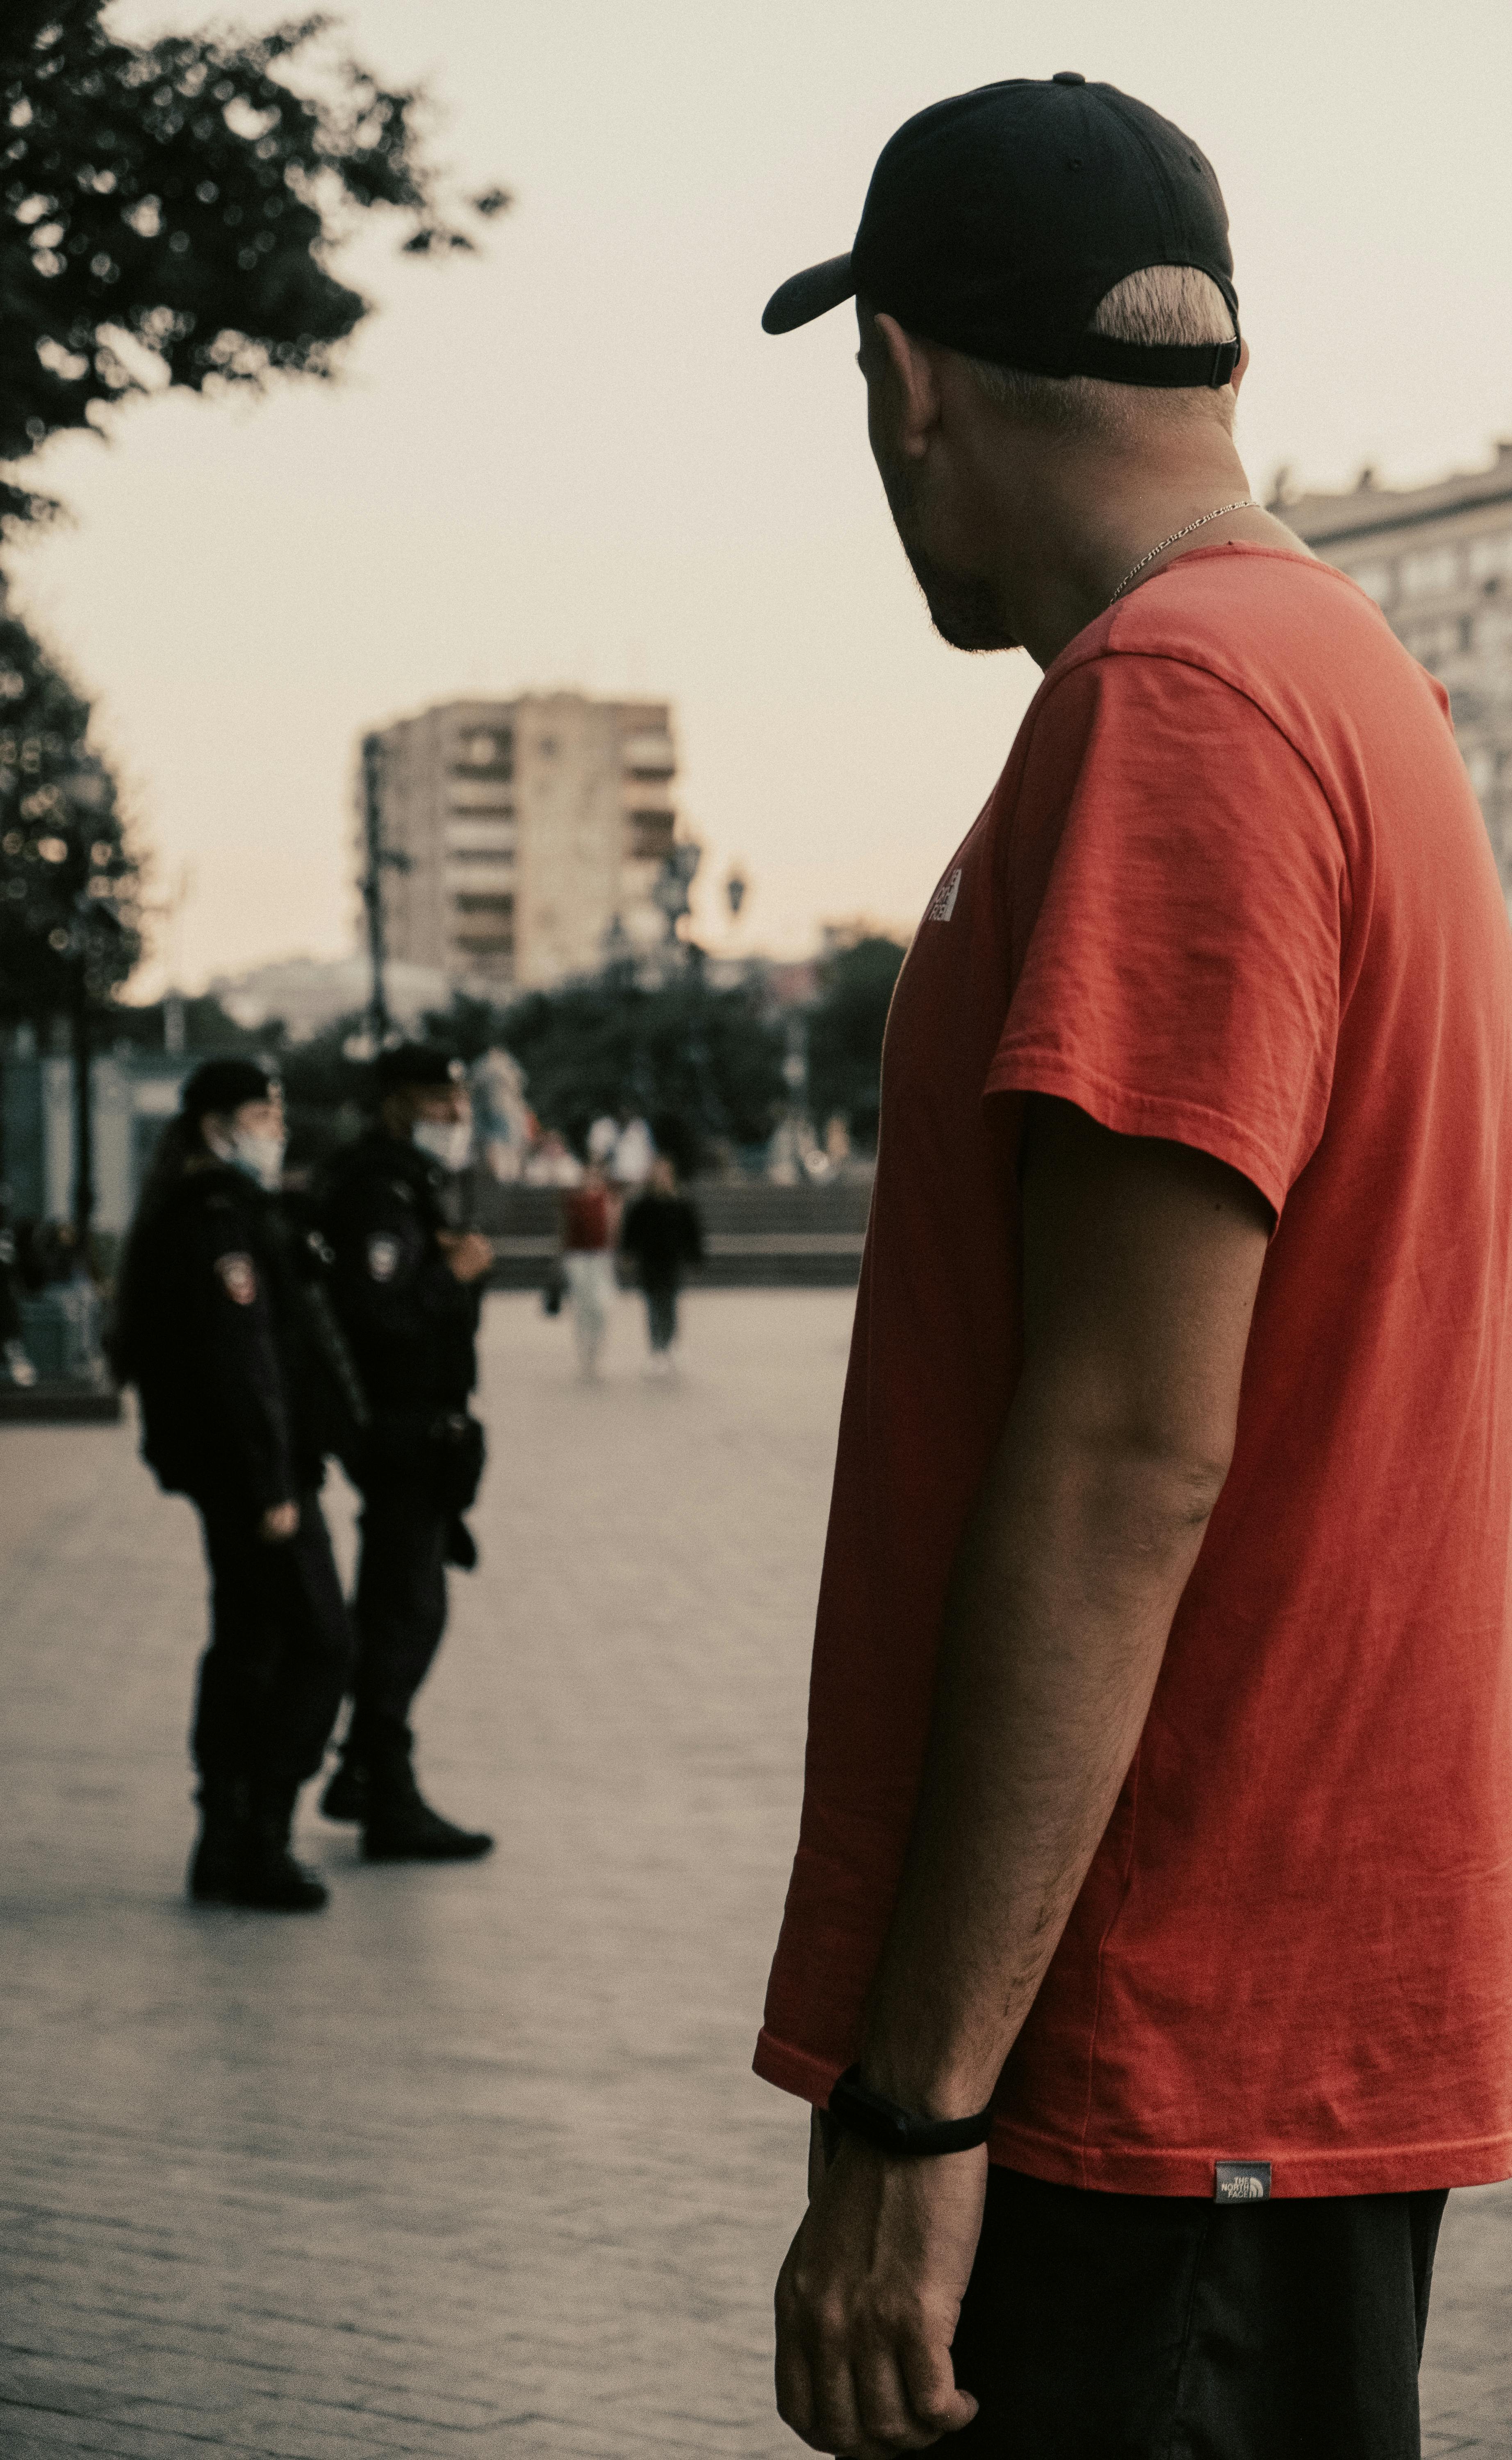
<box><xmin>235</xmin><ymin>1786</ymin><xmax>329</xmax><ymax>1911</ymax></box>
<box><xmin>319</xmin><ymin>1750</ymin><xmax>369</xmax><ymax>1824</ymax></box>
<box><xmin>362</xmin><ymin>1729</ymin><xmax>494</xmax><ymax>1864</ymax></box>
<box><xmin>187</xmin><ymin>1775</ymin><xmax>251</xmax><ymax>1903</ymax></box>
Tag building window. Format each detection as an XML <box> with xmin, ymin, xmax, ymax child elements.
<box><xmin>448</xmin><ymin>780</ymin><xmax>515</xmax><ymax>813</ymax></box>
<box><xmin>628</xmin><ymin>809</ymin><xmax>675</xmax><ymax>861</ymax></box>
<box><xmin>1408</xmin><ymin>619</ymin><xmax>1457</xmax><ymax>666</ymax></box>
<box><xmin>1349</xmin><ymin>561</ymin><xmax>1394</xmax><ymax>604</ymax></box>
<box><xmin>457</xmin><ymin>727</ymin><xmax>512</xmax><ymax>770</ymax></box>
<box><xmin>1464</xmin><ymin>745</ymin><xmax>1496</xmax><ymax>796</ymax></box>
<box><xmin>622</xmin><ymin>731</ymin><xmax>676</xmax><ymax>780</ymax></box>
<box><xmin>453</xmin><ymin>891</ymin><xmax>515</xmax><ymax>918</ymax></box>
<box><xmin>1469</xmin><ymin>532</ymin><xmax>1512</xmax><ymax>585</ymax></box>
<box><xmin>451</xmin><ymin>730</ymin><xmax>513</xmax><ymax>785</ymax></box>
<box><xmin>1400</xmin><ymin>546</ymin><xmax>1459</xmax><ymax>597</ymax></box>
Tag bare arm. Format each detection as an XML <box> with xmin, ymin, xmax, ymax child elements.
<box><xmin>863</xmin><ymin>1097</ymin><xmax>1272</xmax><ymax>2113</ymax></box>
<box><xmin>775</xmin><ymin>1097</ymin><xmax>1273</xmax><ymax>2458</ymax></box>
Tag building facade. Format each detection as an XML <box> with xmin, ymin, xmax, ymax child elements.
<box><xmin>1282</xmin><ymin>443</ymin><xmax>1512</xmax><ymax>892</ymax></box>
<box><xmin>359</xmin><ymin>691</ymin><xmax>680</xmax><ymax>996</ymax></box>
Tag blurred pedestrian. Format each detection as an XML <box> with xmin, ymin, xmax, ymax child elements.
<box><xmin>619</xmin><ymin>1156</ymin><xmax>704</xmax><ymax>1370</ymax></box>
<box><xmin>610</xmin><ymin>1114</ymin><xmax>655</xmax><ymax>1188</ymax></box>
<box><xmin>110</xmin><ymin>1057</ymin><xmax>356</xmax><ymax>1911</ymax></box>
<box><xmin>524</xmin><ymin>1128</ymin><xmax>582</xmax><ymax>1187</ymax></box>
<box><xmin>317</xmin><ymin>1045</ymin><xmax>494</xmax><ymax>1861</ymax></box>
<box><xmin>560</xmin><ymin>1161</ymin><xmax>617</xmax><ymax>1378</ymax></box>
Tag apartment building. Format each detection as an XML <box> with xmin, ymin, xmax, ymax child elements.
<box><xmin>1282</xmin><ymin>443</ymin><xmax>1512</xmax><ymax>891</ymax></box>
<box><xmin>359</xmin><ymin>690</ymin><xmax>679</xmax><ymax>994</ymax></box>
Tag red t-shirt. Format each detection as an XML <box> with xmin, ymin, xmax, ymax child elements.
<box><xmin>755</xmin><ymin>542</ymin><xmax>1512</xmax><ymax>2198</ymax></box>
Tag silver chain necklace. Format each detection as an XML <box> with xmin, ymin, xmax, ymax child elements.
<box><xmin>1107</xmin><ymin>499</ymin><xmax>1259</xmax><ymax>605</ymax></box>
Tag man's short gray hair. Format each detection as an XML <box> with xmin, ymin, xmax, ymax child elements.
<box><xmin>967</xmin><ymin>265</ymin><xmax>1238</xmax><ymax>432</ymax></box>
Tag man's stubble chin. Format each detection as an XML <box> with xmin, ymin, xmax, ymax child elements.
<box><xmin>906</xmin><ymin>543</ymin><xmax>1019</xmax><ymax>653</ymax></box>
<box><xmin>879</xmin><ymin>463</ymin><xmax>1018</xmax><ymax>654</ymax></box>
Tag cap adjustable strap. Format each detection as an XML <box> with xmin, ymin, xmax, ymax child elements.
<box><xmin>1067</xmin><ymin>333</ymin><xmax>1241</xmax><ymax>390</ymax></box>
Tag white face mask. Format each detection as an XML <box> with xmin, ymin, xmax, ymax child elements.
<box><xmin>221</xmin><ymin>1128</ymin><xmax>286</xmax><ymax>1191</ymax></box>
<box><xmin>413</xmin><ymin>1118</ymin><xmax>472</xmax><ymax>1173</ymax></box>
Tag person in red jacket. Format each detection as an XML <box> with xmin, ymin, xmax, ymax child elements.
<box><xmin>559</xmin><ymin>1162</ymin><xmax>618</xmax><ymax>1379</ymax></box>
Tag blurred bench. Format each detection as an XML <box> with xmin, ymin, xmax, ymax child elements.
<box><xmin>478</xmin><ymin>1180</ymin><xmax>871</xmax><ymax>1289</ymax></box>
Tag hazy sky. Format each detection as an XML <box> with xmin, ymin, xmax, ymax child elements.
<box><xmin>13</xmin><ymin>0</ymin><xmax>1512</xmax><ymax>994</ymax></box>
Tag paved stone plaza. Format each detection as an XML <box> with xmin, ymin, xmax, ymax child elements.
<box><xmin>1</xmin><ymin>1290</ymin><xmax>1507</xmax><ymax>2457</ymax></box>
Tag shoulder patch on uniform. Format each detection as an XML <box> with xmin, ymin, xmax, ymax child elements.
<box><xmin>214</xmin><ymin>1252</ymin><xmax>258</xmax><ymax>1306</ymax></box>
<box><xmin>367</xmin><ymin>1233</ymin><xmax>400</xmax><ymax>1283</ymax></box>
<box><xmin>926</xmin><ymin>867</ymin><xmax>962</xmax><ymax>923</ymax></box>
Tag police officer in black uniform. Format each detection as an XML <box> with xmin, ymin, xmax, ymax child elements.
<box><xmin>317</xmin><ymin>1045</ymin><xmax>494</xmax><ymax>1860</ymax></box>
<box><xmin>112</xmin><ymin>1057</ymin><xmax>358</xmax><ymax>1910</ymax></box>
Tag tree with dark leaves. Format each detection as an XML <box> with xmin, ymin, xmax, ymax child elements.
<box><xmin>0</xmin><ymin>606</ymin><xmax>139</xmax><ymax>1023</ymax></box>
<box><xmin>0</xmin><ymin>4</ymin><xmax>508</xmax><ymax>530</ymax></box>
<box><xmin>0</xmin><ymin>605</ymin><xmax>142</xmax><ymax>1233</ymax></box>
<box><xmin>804</xmin><ymin>934</ymin><xmax>908</xmax><ymax>1148</ymax></box>
<box><xmin>429</xmin><ymin>970</ymin><xmax>789</xmax><ymax>1177</ymax></box>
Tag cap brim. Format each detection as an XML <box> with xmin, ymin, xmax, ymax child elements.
<box><xmin>761</xmin><ymin>253</ymin><xmax>855</xmax><ymax>335</ymax></box>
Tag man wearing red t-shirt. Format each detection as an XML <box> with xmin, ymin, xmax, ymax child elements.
<box><xmin>756</xmin><ymin>76</ymin><xmax>1512</xmax><ymax>2460</ymax></box>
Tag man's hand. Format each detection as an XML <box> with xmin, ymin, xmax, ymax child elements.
<box><xmin>438</xmin><ymin>1230</ymin><xmax>494</xmax><ymax>1285</ymax></box>
<box><xmin>259</xmin><ymin>1499</ymin><xmax>299</xmax><ymax>1543</ymax></box>
<box><xmin>775</xmin><ymin>2128</ymin><xmax>985</xmax><ymax>2457</ymax></box>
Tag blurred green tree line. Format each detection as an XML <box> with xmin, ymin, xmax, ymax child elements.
<box><xmin>113</xmin><ymin>931</ymin><xmax>910</xmax><ymax>1182</ymax></box>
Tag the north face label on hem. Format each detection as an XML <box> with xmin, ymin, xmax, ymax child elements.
<box><xmin>1214</xmin><ymin>2161</ymin><xmax>1272</xmax><ymax>2203</ymax></box>
<box><xmin>927</xmin><ymin>868</ymin><xmax>962</xmax><ymax>922</ymax></box>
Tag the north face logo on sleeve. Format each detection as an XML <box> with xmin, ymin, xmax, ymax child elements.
<box><xmin>926</xmin><ymin>868</ymin><xmax>962</xmax><ymax>923</ymax></box>
<box><xmin>1214</xmin><ymin>2162</ymin><xmax>1272</xmax><ymax>2203</ymax></box>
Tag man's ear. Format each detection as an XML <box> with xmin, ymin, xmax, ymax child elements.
<box><xmin>1229</xmin><ymin>337</ymin><xmax>1251</xmax><ymax>401</ymax></box>
<box><xmin>874</xmin><ymin>311</ymin><xmax>942</xmax><ymax>460</ymax></box>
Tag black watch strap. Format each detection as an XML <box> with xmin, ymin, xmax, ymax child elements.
<box><xmin>827</xmin><ymin>2065</ymin><xmax>994</xmax><ymax>2157</ymax></box>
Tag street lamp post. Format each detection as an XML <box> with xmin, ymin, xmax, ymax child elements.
<box><xmin>69</xmin><ymin>943</ymin><xmax>94</xmax><ymax>1245</ymax></box>
<box><xmin>360</xmin><ymin>733</ymin><xmax>390</xmax><ymax>1053</ymax></box>
<box><xmin>651</xmin><ymin>840</ymin><xmax>701</xmax><ymax>956</ymax></box>
<box><xmin>57</xmin><ymin>766</ymin><xmax>116</xmax><ymax>1250</ymax></box>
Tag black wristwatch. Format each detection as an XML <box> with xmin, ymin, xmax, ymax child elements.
<box><xmin>827</xmin><ymin>2065</ymin><xmax>994</xmax><ymax>2157</ymax></box>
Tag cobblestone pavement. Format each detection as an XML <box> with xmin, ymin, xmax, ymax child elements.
<box><xmin>1</xmin><ymin>1290</ymin><xmax>1507</xmax><ymax>2458</ymax></box>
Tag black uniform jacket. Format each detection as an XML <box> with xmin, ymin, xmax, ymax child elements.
<box><xmin>121</xmin><ymin>1163</ymin><xmax>344</xmax><ymax>1510</ymax></box>
<box><xmin>619</xmin><ymin>1190</ymin><xmax>706</xmax><ymax>1283</ymax></box>
<box><xmin>318</xmin><ymin>1131</ymin><xmax>480</xmax><ymax>1419</ymax></box>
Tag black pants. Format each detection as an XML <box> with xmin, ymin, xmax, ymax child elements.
<box><xmin>948</xmin><ymin>2166</ymin><xmax>1448</xmax><ymax>2458</ymax></box>
<box><xmin>192</xmin><ymin>1491</ymin><xmax>352</xmax><ymax>1792</ymax></box>
<box><xmin>349</xmin><ymin>1481</ymin><xmax>449</xmax><ymax>1744</ymax></box>
<box><xmin>643</xmin><ymin>1273</ymin><xmax>680</xmax><ymax>1351</ymax></box>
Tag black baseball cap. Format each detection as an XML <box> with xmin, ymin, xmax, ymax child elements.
<box><xmin>180</xmin><ymin>1057</ymin><xmax>280</xmax><ymax>1119</ymax></box>
<box><xmin>375</xmin><ymin>1043</ymin><xmax>466</xmax><ymax>1096</ymax></box>
<box><xmin>763</xmin><ymin>75</ymin><xmax>1240</xmax><ymax>390</ymax></box>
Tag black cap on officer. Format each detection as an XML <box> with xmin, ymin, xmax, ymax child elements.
<box><xmin>180</xmin><ymin>1057</ymin><xmax>280</xmax><ymax>1120</ymax></box>
<box><xmin>374</xmin><ymin>1043</ymin><xmax>467</xmax><ymax>1097</ymax></box>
